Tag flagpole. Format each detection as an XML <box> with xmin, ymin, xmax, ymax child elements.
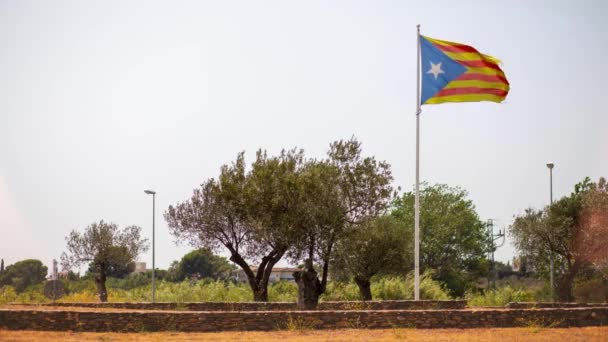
<box><xmin>414</xmin><ymin>24</ymin><xmax>421</xmax><ymax>301</ymax></box>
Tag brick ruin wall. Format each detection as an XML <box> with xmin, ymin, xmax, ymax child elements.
<box><xmin>32</xmin><ymin>299</ymin><xmax>466</xmax><ymax>311</ymax></box>
<box><xmin>1</xmin><ymin>307</ymin><xmax>607</xmax><ymax>332</ymax></box>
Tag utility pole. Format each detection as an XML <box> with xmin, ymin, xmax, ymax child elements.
<box><xmin>487</xmin><ymin>219</ymin><xmax>505</xmax><ymax>289</ymax></box>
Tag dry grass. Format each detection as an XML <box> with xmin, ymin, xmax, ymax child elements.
<box><xmin>1</xmin><ymin>328</ymin><xmax>607</xmax><ymax>342</ymax></box>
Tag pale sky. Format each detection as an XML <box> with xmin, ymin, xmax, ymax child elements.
<box><xmin>1</xmin><ymin>0</ymin><xmax>607</xmax><ymax>273</ymax></box>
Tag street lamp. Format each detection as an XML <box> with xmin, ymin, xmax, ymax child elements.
<box><xmin>144</xmin><ymin>189</ymin><xmax>156</xmax><ymax>303</ymax></box>
<box><xmin>546</xmin><ymin>163</ymin><xmax>554</xmax><ymax>302</ymax></box>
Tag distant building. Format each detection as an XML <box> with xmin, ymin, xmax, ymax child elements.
<box><xmin>134</xmin><ymin>262</ymin><xmax>147</xmax><ymax>273</ymax></box>
<box><xmin>512</xmin><ymin>257</ymin><xmax>521</xmax><ymax>272</ymax></box>
<box><xmin>234</xmin><ymin>267</ymin><xmax>301</xmax><ymax>283</ymax></box>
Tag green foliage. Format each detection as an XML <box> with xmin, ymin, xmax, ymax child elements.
<box><xmin>62</xmin><ymin>221</ymin><xmax>149</xmax><ymax>302</ymax></box>
<box><xmin>0</xmin><ymin>259</ymin><xmax>48</xmax><ymax>293</ymax></box>
<box><xmin>466</xmin><ymin>286</ymin><xmax>534</xmax><ymax>307</ymax></box>
<box><xmin>268</xmin><ymin>281</ymin><xmax>298</xmax><ymax>302</ymax></box>
<box><xmin>5</xmin><ymin>272</ymin><xmax>452</xmax><ymax>304</ymax></box>
<box><xmin>290</xmin><ymin>138</ymin><xmax>395</xmax><ymax>307</ymax></box>
<box><xmin>331</xmin><ymin>215</ymin><xmax>412</xmax><ymax>299</ymax></box>
<box><xmin>87</xmin><ymin>259</ymin><xmax>135</xmax><ymax>279</ymax></box>
<box><xmin>173</xmin><ymin>249</ymin><xmax>235</xmax><ymax>281</ymax></box>
<box><xmin>321</xmin><ymin>282</ymin><xmax>362</xmax><ymax>301</ymax></box>
<box><xmin>510</xmin><ymin>176</ymin><xmax>608</xmax><ymax>302</ymax></box>
<box><xmin>376</xmin><ymin>271</ymin><xmax>450</xmax><ymax>300</ymax></box>
<box><xmin>166</xmin><ymin>149</ymin><xmax>305</xmax><ymax>301</ymax></box>
<box><xmin>0</xmin><ymin>285</ymin><xmax>17</xmax><ymax>304</ymax></box>
<box><xmin>391</xmin><ymin>183</ymin><xmax>488</xmax><ymax>297</ymax></box>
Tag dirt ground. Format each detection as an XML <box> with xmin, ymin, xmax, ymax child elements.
<box><xmin>1</xmin><ymin>327</ymin><xmax>607</xmax><ymax>342</ymax></box>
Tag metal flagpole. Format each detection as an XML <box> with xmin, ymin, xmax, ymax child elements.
<box><xmin>414</xmin><ymin>24</ymin><xmax>422</xmax><ymax>301</ymax></box>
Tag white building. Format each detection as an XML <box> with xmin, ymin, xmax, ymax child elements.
<box><xmin>134</xmin><ymin>262</ymin><xmax>147</xmax><ymax>273</ymax></box>
<box><xmin>234</xmin><ymin>267</ymin><xmax>301</xmax><ymax>283</ymax></box>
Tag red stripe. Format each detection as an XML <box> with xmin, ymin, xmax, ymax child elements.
<box><xmin>435</xmin><ymin>87</ymin><xmax>508</xmax><ymax>97</ymax></box>
<box><xmin>456</xmin><ymin>73</ymin><xmax>509</xmax><ymax>85</ymax></box>
<box><xmin>434</xmin><ymin>42</ymin><xmax>478</xmax><ymax>54</ymax></box>
<box><xmin>455</xmin><ymin>59</ymin><xmax>502</xmax><ymax>71</ymax></box>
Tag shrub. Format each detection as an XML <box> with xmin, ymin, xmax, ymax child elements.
<box><xmin>0</xmin><ymin>286</ymin><xmax>17</xmax><ymax>304</ymax></box>
<box><xmin>466</xmin><ymin>286</ymin><xmax>534</xmax><ymax>307</ymax></box>
<box><xmin>371</xmin><ymin>271</ymin><xmax>450</xmax><ymax>300</ymax></box>
<box><xmin>322</xmin><ymin>282</ymin><xmax>361</xmax><ymax>301</ymax></box>
<box><xmin>269</xmin><ymin>281</ymin><xmax>298</xmax><ymax>302</ymax></box>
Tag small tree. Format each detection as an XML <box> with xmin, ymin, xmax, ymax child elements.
<box><xmin>331</xmin><ymin>215</ymin><xmax>411</xmax><ymax>300</ymax></box>
<box><xmin>0</xmin><ymin>259</ymin><xmax>4</xmax><ymax>274</ymax></box>
<box><xmin>62</xmin><ymin>221</ymin><xmax>148</xmax><ymax>302</ymax></box>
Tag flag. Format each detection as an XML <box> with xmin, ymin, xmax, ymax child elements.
<box><xmin>420</xmin><ymin>35</ymin><xmax>510</xmax><ymax>105</ymax></box>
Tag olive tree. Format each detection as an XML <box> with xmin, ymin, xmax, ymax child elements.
<box><xmin>331</xmin><ymin>215</ymin><xmax>411</xmax><ymax>300</ymax></box>
<box><xmin>165</xmin><ymin>149</ymin><xmax>305</xmax><ymax>301</ymax></box>
<box><xmin>290</xmin><ymin>138</ymin><xmax>394</xmax><ymax>309</ymax></box>
<box><xmin>62</xmin><ymin>221</ymin><xmax>148</xmax><ymax>302</ymax></box>
<box><xmin>510</xmin><ymin>177</ymin><xmax>608</xmax><ymax>302</ymax></box>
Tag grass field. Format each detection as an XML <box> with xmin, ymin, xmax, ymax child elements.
<box><xmin>1</xmin><ymin>328</ymin><xmax>607</xmax><ymax>342</ymax></box>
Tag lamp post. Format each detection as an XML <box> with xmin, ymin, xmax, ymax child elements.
<box><xmin>546</xmin><ymin>162</ymin><xmax>554</xmax><ymax>302</ymax></box>
<box><xmin>144</xmin><ymin>189</ymin><xmax>156</xmax><ymax>303</ymax></box>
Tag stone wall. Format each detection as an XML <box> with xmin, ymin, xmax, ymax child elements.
<box><xmin>506</xmin><ymin>302</ymin><xmax>608</xmax><ymax>309</ymax></box>
<box><xmin>32</xmin><ymin>300</ymin><xmax>466</xmax><ymax>311</ymax></box>
<box><xmin>0</xmin><ymin>307</ymin><xmax>606</xmax><ymax>331</ymax></box>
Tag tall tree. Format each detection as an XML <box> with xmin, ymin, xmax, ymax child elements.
<box><xmin>62</xmin><ymin>221</ymin><xmax>148</xmax><ymax>302</ymax></box>
<box><xmin>391</xmin><ymin>183</ymin><xmax>487</xmax><ymax>296</ymax></box>
<box><xmin>290</xmin><ymin>138</ymin><xmax>394</xmax><ymax>309</ymax></box>
<box><xmin>331</xmin><ymin>215</ymin><xmax>412</xmax><ymax>300</ymax></box>
<box><xmin>165</xmin><ymin>149</ymin><xmax>305</xmax><ymax>301</ymax></box>
<box><xmin>0</xmin><ymin>259</ymin><xmax>4</xmax><ymax>274</ymax></box>
<box><xmin>0</xmin><ymin>259</ymin><xmax>48</xmax><ymax>293</ymax></box>
<box><xmin>510</xmin><ymin>177</ymin><xmax>608</xmax><ymax>301</ymax></box>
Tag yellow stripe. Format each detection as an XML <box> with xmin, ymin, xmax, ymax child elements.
<box><xmin>423</xmin><ymin>36</ymin><xmax>465</xmax><ymax>48</ymax></box>
<box><xmin>444</xmin><ymin>51</ymin><xmax>502</xmax><ymax>65</ymax></box>
<box><xmin>444</xmin><ymin>80</ymin><xmax>510</xmax><ymax>91</ymax></box>
<box><xmin>465</xmin><ymin>67</ymin><xmax>507</xmax><ymax>78</ymax></box>
<box><xmin>424</xmin><ymin>93</ymin><xmax>506</xmax><ymax>104</ymax></box>
<box><xmin>424</xmin><ymin>35</ymin><xmax>503</xmax><ymax>64</ymax></box>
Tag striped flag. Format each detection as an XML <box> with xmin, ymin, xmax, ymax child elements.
<box><xmin>420</xmin><ymin>35</ymin><xmax>509</xmax><ymax>105</ymax></box>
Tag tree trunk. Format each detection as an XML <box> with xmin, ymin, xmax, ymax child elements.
<box><xmin>229</xmin><ymin>248</ymin><xmax>284</xmax><ymax>302</ymax></box>
<box><xmin>253</xmin><ymin>287</ymin><xmax>268</xmax><ymax>301</ymax></box>
<box><xmin>95</xmin><ymin>269</ymin><xmax>108</xmax><ymax>302</ymax></box>
<box><xmin>556</xmin><ymin>273</ymin><xmax>576</xmax><ymax>302</ymax></box>
<box><xmin>294</xmin><ymin>268</ymin><xmax>322</xmax><ymax>310</ymax></box>
<box><xmin>354</xmin><ymin>276</ymin><xmax>372</xmax><ymax>301</ymax></box>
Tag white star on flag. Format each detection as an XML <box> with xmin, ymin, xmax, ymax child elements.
<box><xmin>427</xmin><ymin>61</ymin><xmax>445</xmax><ymax>80</ymax></box>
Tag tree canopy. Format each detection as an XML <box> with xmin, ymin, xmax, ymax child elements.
<box><xmin>173</xmin><ymin>249</ymin><xmax>234</xmax><ymax>281</ymax></box>
<box><xmin>165</xmin><ymin>149</ymin><xmax>306</xmax><ymax>301</ymax></box>
<box><xmin>331</xmin><ymin>215</ymin><xmax>411</xmax><ymax>300</ymax></box>
<box><xmin>510</xmin><ymin>177</ymin><xmax>608</xmax><ymax>301</ymax></box>
<box><xmin>391</xmin><ymin>183</ymin><xmax>488</xmax><ymax>296</ymax></box>
<box><xmin>62</xmin><ymin>221</ymin><xmax>148</xmax><ymax>302</ymax></box>
<box><xmin>0</xmin><ymin>259</ymin><xmax>48</xmax><ymax>293</ymax></box>
<box><xmin>288</xmin><ymin>138</ymin><xmax>394</xmax><ymax>308</ymax></box>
